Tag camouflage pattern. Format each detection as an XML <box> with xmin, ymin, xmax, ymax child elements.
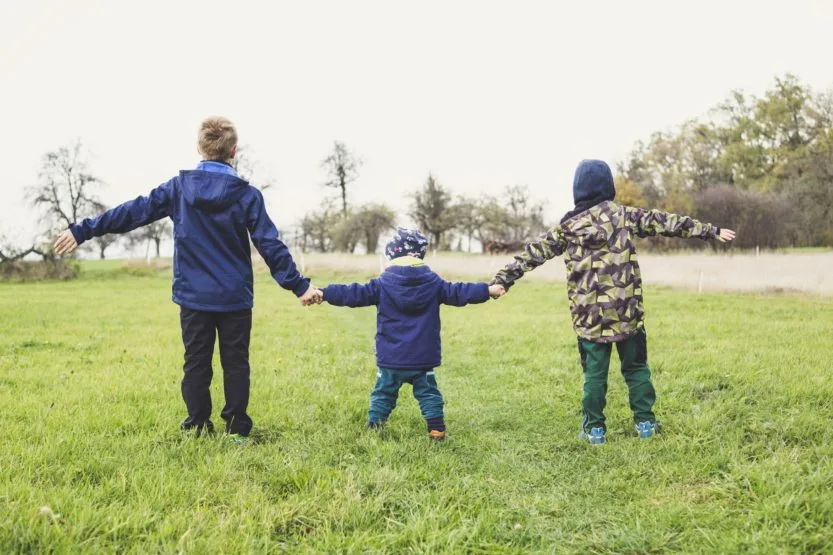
<box><xmin>492</xmin><ymin>201</ymin><xmax>718</xmax><ymax>343</ymax></box>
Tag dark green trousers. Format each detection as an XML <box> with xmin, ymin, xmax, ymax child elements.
<box><xmin>578</xmin><ymin>329</ymin><xmax>656</xmax><ymax>432</ymax></box>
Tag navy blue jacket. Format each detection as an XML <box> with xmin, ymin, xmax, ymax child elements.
<box><xmin>70</xmin><ymin>161</ymin><xmax>309</xmax><ymax>311</ymax></box>
<box><xmin>322</xmin><ymin>264</ymin><xmax>489</xmax><ymax>370</ymax></box>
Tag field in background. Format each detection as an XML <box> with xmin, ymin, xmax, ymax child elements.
<box><xmin>282</xmin><ymin>250</ymin><xmax>833</xmax><ymax>296</ymax></box>
<box><xmin>1</xmin><ymin>262</ymin><xmax>832</xmax><ymax>552</ymax></box>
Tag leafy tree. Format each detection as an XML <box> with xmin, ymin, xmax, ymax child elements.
<box><xmin>300</xmin><ymin>202</ymin><xmax>340</xmax><ymax>252</ymax></box>
<box><xmin>409</xmin><ymin>174</ymin><xmax>455</xmax><ymax>249</ymax></box>
<box><xmin>321</xmin><ymin>141</ymin><xmax>360</xmax><ymax>216</ymax></box>
<box><xmin>504</xmin><ymin>185</ymin><xmax>546</xmax><ymax>242</ymax></box>
<box><xmin>618</xmin><ymin>74</ymin><xmax>833</xmax><ymax>247</ymax></box>
<box><xmin>354</xmin><ymin>204</ymin><xmax>395</xmax><ymax>254</ymax></box>
<box><xmin>453</xmin><ymin>196</ymin><xmax>484</xmax><ymax>252</ymax></box>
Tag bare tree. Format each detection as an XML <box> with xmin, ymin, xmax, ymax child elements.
<box><xmin>321</xmin><ymin>141</ymin><xmax>360</xmax><ymax>216</ymax></box>
<box><xmin>28</xmin><ymin>140</ymin><xmax>103</xmax><ymax>231</ymax></box>
<box><xmin>232</xmin><ymin>144</ymin><xmax>275</xmax><ymax>191</ymax></box>
<box><xmin>126</xmin><ymin>220</ymin><xmax>171</xmax><ymax>258</ymax></box>
<box><xmin>91</xmin><ymin>235</ymin><xmax>119</xmax><ymax>260</ymax></box>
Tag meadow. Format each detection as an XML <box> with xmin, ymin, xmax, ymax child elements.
<box><xmin>1</xmin><ymin>260</ymin><xmax>832</xmax><ymax>553</ymax></box>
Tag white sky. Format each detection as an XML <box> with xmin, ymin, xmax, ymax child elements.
<box><xmin>1</xmin><ymin>0</ymin><xmax>832</xmax><ymax>248</ymax></box>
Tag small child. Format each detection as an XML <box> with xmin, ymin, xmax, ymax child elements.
<box><xmin>54</xmin><ymin>116</ymin><xmax>319</xmax><ymax>442</ymax></box>
<box><xmin>490</xmin><ymin>159</ymin><xmax>735</xmax><ymax>444</ymax></box>
<box><xmin>312</xmin><ymin>228</ymin><xmax>503</xmax><ymax>440</ymax></box>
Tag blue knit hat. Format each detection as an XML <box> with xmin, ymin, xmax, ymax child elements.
<box><xmin>385</xmin><ymin>228</ymin><xmax>429</xmax><ymax>260</ymax></box>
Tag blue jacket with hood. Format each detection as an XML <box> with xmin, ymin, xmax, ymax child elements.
<box><xmin>69</xmin><ymin>161</ymin><xmax>309</xmax><ymax>311</ymax></box>
<box><xmin>322</xmin><ymin>264</ymin><xmax>489</xmax><ymax>370</ymax></box>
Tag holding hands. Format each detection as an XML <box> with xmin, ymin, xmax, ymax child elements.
<box><xmin>300</xmin><ymin>286</ymin><xmax>324</xmax><ymax>306</ymax></box>
<box><xmin>489</xmin><ymin>284</ymin><xmax>506</xmax><ymax>299</ymax></box>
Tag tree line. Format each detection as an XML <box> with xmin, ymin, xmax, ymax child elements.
<box><xmin>617</xmin><ymin>74</ymin><xmax>833</xmax><ymax>249</ymax></box>
<box><xmin>3</xmin><ymin>73</ymin><xmax>831</xmax><ymax>267</ymax></box>
<box><xmin>299</xmin><ymin>143</ymin><xmax>547</xmax><ymax>254</ymax></box>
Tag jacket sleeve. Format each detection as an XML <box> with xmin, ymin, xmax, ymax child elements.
<box><xmin>322</xmin><ymin>279</ymin><xmax>381</xmax><ymax>307</ymax></box>
<box><xmin>440</xmin><ymin>281</ymin><xmax>490</xmax><ymax>307</ymax></box>
<box><xmin>623</xmin><ymin>206</ymin><xmax>718</xmax><ymax>240</ymax></box>
<box><xmin>491</xmin><ymin>227</ymin><xmax>567</xmax><ymax>290</ymax></box>
<box><xmin>246</xmin><ymin>189</ymin><xmax>310</xmax><ymax>297</ymax></box>
<box><xmin>69</xmin><ymin>179</ymin><xmax>174</xmax><ymax>245</ymax></box>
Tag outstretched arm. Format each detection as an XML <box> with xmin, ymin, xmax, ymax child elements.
<box><xmin>247</xmin><ymin>189</ymin><xmax>311</xmax><ymax>298</ymax></box>
<box><xmin>55</xmin><ymin>179</ymin><xmax>174</xmax><ymax>254</ymax></box>
<box><xmin>490</xmin><ymin>227</ymin><xmax>567</xmax><ymax>291</ymax></box>
<box><xmin>623</xmin><ymin>206</ymin><xmax>718</xmax><ymax>240</ymax></box>
<box><xmin>440</xmin><ymin>281</ymin><xmax>490</xmax><ymax>307</ymax></box>
<box><xmin>322</xmin><ymin>280</ymin><xmax>381</xmax><ymax>307</ymax></box>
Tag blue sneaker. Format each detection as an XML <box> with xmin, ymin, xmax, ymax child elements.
<box><xmin>635</xmin><ymin>421</ymin><xmax>660</xmax><ymax>439</ymax></box>
<box><xmin>579</xmin><ymin>427</ymin><xmax>606</xmax><ymax>445</ymax></box>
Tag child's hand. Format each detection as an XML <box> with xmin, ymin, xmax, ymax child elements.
<box><xmin>54</xmin><ymin>230</ymin><xmax>78</xmax><ymax>255</ymax></box>
<box><xmin>300</xmin><ymin>287</ymin><xmax>324</xmax><ymax>306</ymax></box>
<box><xmin>489</xmin><ymin>284</ymin><xmax>506</xmax><ymax>299</ymax></box>
<box><xmin>717</xmin><ymin>228</ymin><xmax>736</xmax><ymax>243</ymax></box>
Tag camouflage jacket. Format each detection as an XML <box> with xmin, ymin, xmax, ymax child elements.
<box><xmin>491</xmin><ymin>201</ymin><xmax>718</xmax><ymax>343</ymax></box>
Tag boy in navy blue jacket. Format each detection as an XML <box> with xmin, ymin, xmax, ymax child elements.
<box><xmin>54</xmin><ymin>117</ymin><xmax>318</xmax><ymax>441</ymax></box>
<box><xmin>314</xmin><ymin>228</ymin><xmax>503</xmax><ymax>440</ymax></box>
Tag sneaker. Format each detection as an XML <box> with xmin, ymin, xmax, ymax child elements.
<box><xmin>227</xmin><ymin>433</ymin><xmax>251</xmax><ymax>445</ymax></box>
<box><xmin>635</xmin><ymin>421</ymin><xmax>660</xmax><ymax>439</ymax></box>
<box><xmin>428</xmin><ymin>430</ymin><xmax>447</xmax><ymax>441</ymax></box>
<box><xmin>579</xmin><ymin>427</ymin><xmax>606</xmax><ymax>445</ymax></box>
<box><xmin>366</xmin><ymin>420</ymin><xmax>385</xmax><ymax>430</ymax></box>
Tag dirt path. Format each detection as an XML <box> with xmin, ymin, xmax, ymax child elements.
<box><xmin>286</xmin><ymin>251</ymin><xmax>833</xmax><ymax>296</ymax></box>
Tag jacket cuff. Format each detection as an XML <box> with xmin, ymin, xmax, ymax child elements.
<box><xmin>490</xmin><ymin>276</ymin><xmax>512</xmax><ymax>291</ymax></box>
<box><xmin>68</xmin><ymin>224</ymin><xmax>85</xmax><ymax>246</ymax></box>
<box><xmin>292</xmin><ymin>279</ymin><xmax>311</xmax><ymax>297</ymax></box>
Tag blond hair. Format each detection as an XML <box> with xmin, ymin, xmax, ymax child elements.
<box><xmin>198</xmin><ymin>116</ymin><xmax>238</xmax><ymax>161</ymax></box>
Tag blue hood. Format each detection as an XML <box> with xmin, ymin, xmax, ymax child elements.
<box><xmin>572</xmin><ymin>159</ymin><xmax>615</xmax><ymax>206</ymax></box>
<box><xmin>180</xmin><ymin>171</ymin><xmax>249</xmax><ymax>213</ymax></box>
<box><xmin>380</xmin><ymin>266</ymin><xmax>442</xmax><ymax>313</ymax></box>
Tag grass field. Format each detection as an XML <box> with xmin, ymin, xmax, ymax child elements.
<box><xmin>1</xmin><ymin>261</ymin><xmax>832</xmax><ymax>553</ymax></box>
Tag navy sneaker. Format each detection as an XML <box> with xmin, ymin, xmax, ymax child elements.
<box><xmin>579</xmin><ymin>427</ymin><xmax>606</xmax><ymax>445</ymax></box>
<box><xmin>366</xmin><ymin>420</ymin><xmax>385</xmax><ymax>430</ymax></box>
<box><xmin>635</xmin><ymin>421</ymin><xmax>660</xmax><ymax>439</ymax></box>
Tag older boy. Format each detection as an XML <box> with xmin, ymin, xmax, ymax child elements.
<box><xmin>490</xmin><ymin>159</ymin><xmax>735</xmax><ymax>444</ymax></box>
<box><xmin>54</xmin><ymin>116</ymin><xmax>318</xmax><ymax>442</ymax></box>
<box><xmin>310</xmin><ymin>229</ymin><xmax>503</xmax><ymax>440</ymax></box>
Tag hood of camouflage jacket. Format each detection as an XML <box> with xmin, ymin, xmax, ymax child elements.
<box><xmin>562</xmin><ymin>160</ymin><xmax>616</xmax><ymax>223</ymax></box>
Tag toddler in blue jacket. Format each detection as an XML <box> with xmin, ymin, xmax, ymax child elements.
<box><xmin>54</xmin><ymin>117</ymin><xmax>319</xmax><ymax>441</ymax></box>
<box><xmin>312</xmin><ymin>229</ymin><xmax>503</xmax><ymax>440</ymax></box>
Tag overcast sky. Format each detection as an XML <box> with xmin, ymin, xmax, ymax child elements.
<box><xmin>1</xmin><ymin>0</ymin><xmax>831</xmax><ymax>248</ymax></box>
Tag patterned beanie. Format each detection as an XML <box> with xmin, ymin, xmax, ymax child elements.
<box><xmin>385</xmin><ymin>228</ymin><xmax>429</xmax><ymax>260</ymax></box>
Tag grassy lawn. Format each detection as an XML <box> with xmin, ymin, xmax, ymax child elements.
<box><xmin>1</xmin><ymin>261</ymin><xmax>832</xmax><ymax>553</ymax></box>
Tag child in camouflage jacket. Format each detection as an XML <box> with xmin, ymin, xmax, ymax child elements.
<box><xmin>490</xmin><ymin>159</ymin><xmax>735</xmax><ymax>444</ymax></box>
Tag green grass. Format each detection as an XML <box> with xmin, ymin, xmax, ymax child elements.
<box><xmin>1</xmin><ymin>262</ymin><xmax>832</xmax><ymax>553</ymax></box>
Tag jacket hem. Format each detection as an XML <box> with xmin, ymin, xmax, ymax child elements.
<box><xmin>577</xmin><ymin>328</ymin><xmax>640</xmax><ymax>344</ymax></box>
<box><xmin>376</xmin><ymin>360</ymin><xmax>441</xmax><ymax>370</ymax></box>
<box><xmin>173</xmin><ymin>296</ymin><xmax>253</xmax><ymax>312</ymax></box>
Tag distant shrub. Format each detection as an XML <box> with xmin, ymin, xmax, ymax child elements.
<box><xmin>695</xmin><ymin>186</ymin><xmax>801</xmax><ymax>249</ymax></box>
<box><xmin>119</xmin><ymin>259</ymin><xmax>171</xmax><ymax>277</ymax></box>
<box><xmin>0</xmin><ymin>259</ymin><xmax>80</xmax><ymax>282</ymax></box>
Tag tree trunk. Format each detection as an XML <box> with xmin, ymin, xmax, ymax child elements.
<box><xmin>99</xmin><ymin>245</ymin><xmax>106</xmax><ymax>259</ymax></box>
<box><xmin>154</xmin><ymin>238</ymin><xmax>161</xmax><ymax>258</ymax></box>
<box><xmin>340</xmin><ymin>180</ymin><xmax>348</xmax><ymax>216</ymax></box>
